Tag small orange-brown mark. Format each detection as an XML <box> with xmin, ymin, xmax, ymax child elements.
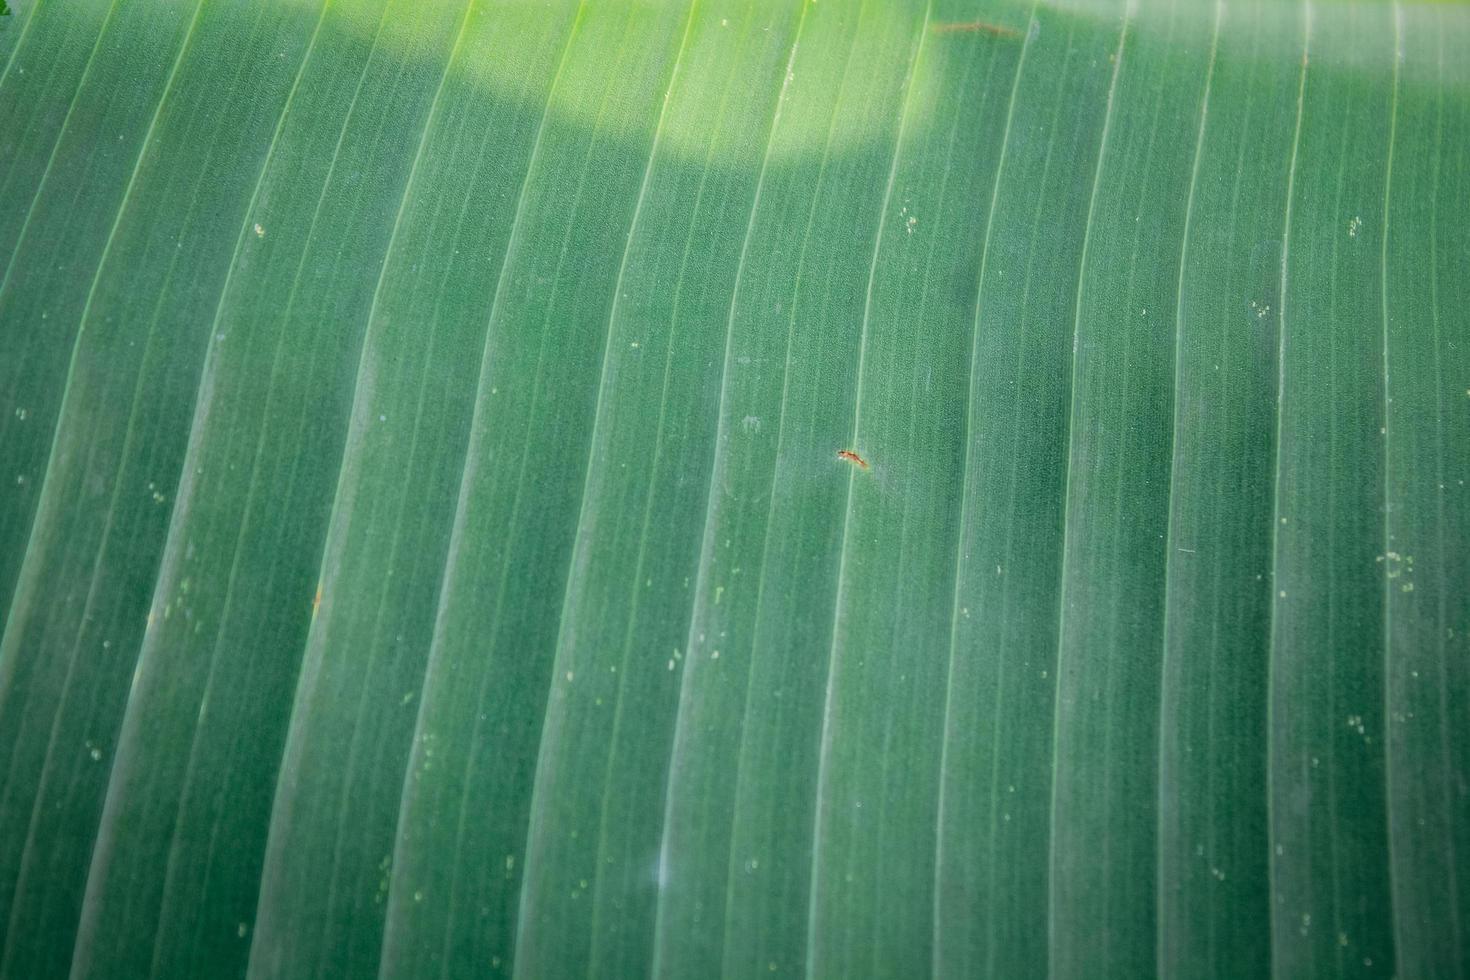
<box><xmin>837</xmin><ymin>449</ymin><xmax>870</xmax><ymax>470</ymax></box>
<box><xmin>312</xmin><ymin>584</ymin><xmax>322</xmax><ymax>616</ymax></box>
<box><xmin>931</xmin><ymin>20</ymin><xmax>1022</xmax><ymax>39</ymax></box>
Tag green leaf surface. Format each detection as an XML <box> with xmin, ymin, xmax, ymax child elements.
<box><xmin>0</xmin><ymin>0</ymin><xmax>1466</xmax><ymax>977</ymax></box>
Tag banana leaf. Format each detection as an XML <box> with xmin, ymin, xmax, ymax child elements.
<box><xmin>0</xmin><ymin>0</ymin><xmax>1465</xmax><ymax>976</ymax></box>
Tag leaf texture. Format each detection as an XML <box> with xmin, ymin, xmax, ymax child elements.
<box><xmin>0</xmin><ymin>0</ymin><xmax>1465</xmax><ymax>977</ymax></box>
